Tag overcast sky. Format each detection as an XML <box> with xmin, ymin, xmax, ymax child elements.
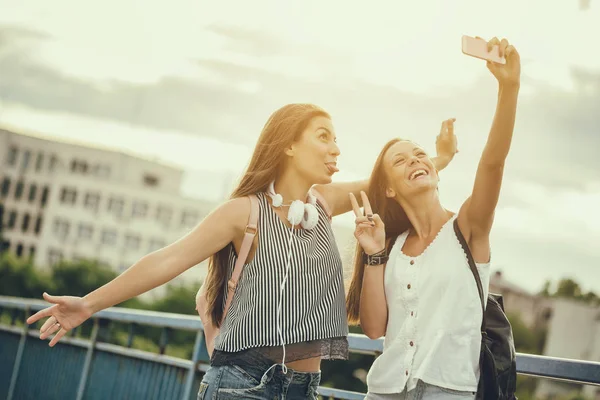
<box><xmin>0</xmin><ymin>0</ymin><xmax>599</xmax><ymax>294</ymax></box>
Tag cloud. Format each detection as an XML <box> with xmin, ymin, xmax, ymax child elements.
<box><xmin>206</xmin><ymin>24</ymin><xmax>288</xmax><ymax>57</ymax></box>
<box><xmin>0</xmin><ymin>24</ymin><xmax>49</xmax><ymax>44</ymax></box>
<box><xmin>0</xmin><ymin>24</ymin><xmax>599</xmax><ymax>191</ymax></box>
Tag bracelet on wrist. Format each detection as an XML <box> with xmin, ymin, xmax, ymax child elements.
<box><xmin>362</xmin><ymin>248</ymin><xmax>388</xmax><ymax>266</ymax></box>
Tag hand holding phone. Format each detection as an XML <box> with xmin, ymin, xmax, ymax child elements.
<box><xmin>462</xmin><ymin>35</ymin><xmax>506</xmax><ymax>65</ymax></box>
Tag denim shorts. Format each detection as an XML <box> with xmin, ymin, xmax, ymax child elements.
<box><xmin>197</xmin><ymin>362</ymin><xmax>320</xmax><ymax>400</ymax></box>
<box><xmin>366</xmin><ymin>380</ymin><xmax>476</xmax><ymax>400</ymax></box>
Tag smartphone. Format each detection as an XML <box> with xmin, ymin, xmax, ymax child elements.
<box><xmin>461</xmin><ymin>35</ymin><xmax>506</xmax><ymax>64</ymax></box>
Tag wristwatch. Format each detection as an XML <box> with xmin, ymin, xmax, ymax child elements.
<box><xmin>363</xmin><ymin>250</ymin><xmax>388</xmax><ymax>266</ymax></box>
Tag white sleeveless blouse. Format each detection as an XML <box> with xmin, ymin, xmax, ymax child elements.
<box><xmin>366</xmin><ymin>215</ymin><xmax>490</xmax><ymax>394</ymax></box>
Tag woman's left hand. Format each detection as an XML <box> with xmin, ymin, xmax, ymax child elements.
<box><xmin>349</xmin><ymin>191</ymin><xmax>386</xmax><ymax>256</ymax></box>
<box><xmin>482</xmin><ymin>36</ymin><xmax>521</xmax><ymax>88</ymax></box>
<box><xmin>436</xmin><ymin>118</ymin><xmax>458</xmax><ymax>161</ymax></box>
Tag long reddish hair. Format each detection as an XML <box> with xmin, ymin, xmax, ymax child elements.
<box><xmin>346</xmin><ymin>138</ymin><xmax>413</xmax><ymax>325</ymax></box>
<box><xmin>205</xmin><ymin>104</ymin><xmax>330</xmax><ymax>326</ymax></box>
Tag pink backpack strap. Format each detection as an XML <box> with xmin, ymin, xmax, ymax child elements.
<box><xmin>312</xmin><ymin>189</ymin><xmax>332</xmax><ymax>221</ymax></box>
<box><xmin>220</xmin><ymin>195</ymin><xmax>259</xmax><ymax>325</ymax></box>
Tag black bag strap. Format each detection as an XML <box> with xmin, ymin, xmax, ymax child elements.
<box><xmin>453</xmin><ymin>218</ymin><xmax>486</xmax><ymax>331</ymax></box>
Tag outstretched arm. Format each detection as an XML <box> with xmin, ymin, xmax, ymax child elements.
<box><xmin>458</xmin><ymin>37</ymin><xmax>521</xmax><ymax>260</ymax></box>
<box><xmin>316</xmin><ymin>118</ymin><xmax>458</xmax><ymax>216</ymax></box>
<box><xmin>27</xmin><ymin>197</ymin><xmax>250</xmax><ymax>346</ymax></box>
<box><xmin>84</xmin><ymin>198</ymin><xmax>248</xmax><ymax>313</ymax></box>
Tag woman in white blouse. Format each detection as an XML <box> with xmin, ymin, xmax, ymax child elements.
<box><xmin>345</xmin><ymin>36</ymin><xmax>520</xmax><ymax>399</ymax></box>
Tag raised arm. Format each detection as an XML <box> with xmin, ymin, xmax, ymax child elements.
<box><xmin>458</xmin><ymin>37</ymin><xmax>521</xmax><ymax>258</ymax></box>
<box><xmin>316</xmin><ymin>119</ymin><xmax>458</xmax><ymax>216</ymax></box>
<box><xmin>27</xmin><ymin>197</ymin><xmax>250</xmax><ymax>346</ymax></box>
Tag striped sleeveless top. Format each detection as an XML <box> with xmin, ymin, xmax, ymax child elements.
<box><xmin>213</xmin><ymin>192</ymin><xmax>349</xmax><ymax>361</ymax></box>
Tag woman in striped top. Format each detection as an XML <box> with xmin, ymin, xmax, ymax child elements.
<box><xmin>26</xmin><ymin>103</ymin><xmax>456</xmax><ymax>399</ymax></box>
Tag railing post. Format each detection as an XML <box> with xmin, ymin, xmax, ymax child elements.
<box><xmin>75</xmin><ymin>318</ymin><xmax>100</xmax><ymax>400</ymax></box>
<box><xmin>126</xmin><ymin>323</ymin><xmax>135</xmax><ymax>348</ymax></box>
<box><xmin>7</xmin><ymin>306</ymin><xmax>30</xmax><ymax>400</ymax></box>
<box><xmin>181</xmin><ymin>330</ymin><xmax>205</xmax><ymax>400</ymax></box>
<box><xmin>159</xmin><ymin>327</ymin><xmax>170</xmax><ymax>355</ymax></box>
<box><xmin>10</xmin><ymin>308</ymin><xmax>19</xmax><ymax>326</ymax></box>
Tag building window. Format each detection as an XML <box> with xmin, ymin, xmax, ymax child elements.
<box><xmin>40</xmin><ymin>186</ymin><xmax>49</xmax><ymax>208</ymax></box>
<box><xmin>29</xmin><ymin>246</ymin><xmax>36</xmax><ymax>258</ymax></box>
<box><xmin>93</xmin><ymin>165</ymin><xmax>111</xmax><ymax>178</ymax></box>
<box><xmin>7</xmin><ymin>146</ymin><xmax>18</xmax><ymax>166</ymax></box>
<box><xmin>78</xmin><ymin>224</ymin><xmax>94</xmax><ymax>240</ymax></box>
<box><xmin>49</xmin><ymin>155</ymin><xmax>58</xmax><ymax>172</ymax></box>
<box><xmin>21</xmin><ymin>213</ymin><xmax>30</xmax><ymax>232</ymax></box>
<box><xmin>15</xmin><ymin>181</ymin><xmax>24</xmax><ymax>200</ymax></box>
<box><xmin>35</xmin><ymin>153</ymin><xmax>44</xmax><ymax>172</ymax></box>
<box><xmin>148</xmin><ymin>239</ymin><xmax>166</xmax><ymax>252</ymax></box>
<box><xmin>34</xmin><ymin>216</ymin><xmax>43</xmax><ymax>235</ymax></box>
<box><xmin>101</xmin><ymin>229</ymin><xmax>118</xmax><ymax>246</ymax></box>
<box><xmin>181</xmin><ymin>210</ymin><xmax>199</xmax><ymax>227</ymax></box>
<box><xmin>124</xmin><ymin>234</ymin><xmax>141</xmax><ymax>250</ymax></box>
<box><xmin>1</xmin><ymin>240</ymin><xmax>10</xmax><ymax>252</ymax></box>
<box><xmin>16</xmin><ymin>243</ymin><xmax>24</xmax><ymax>257</ymax></box>
<box><xmin>132</xmin><ymin>201</ymin><xmax>148</xmax><ymax>218</ymax></box>
<box><xmin>143</xmin><ymin>174</ymin><xmax>159</xmax><ymax>187</ymax></box>
<box><xmin>21</xmin><ymin>150</ymin><xmax>31</xmax><ymax>171</ymax></box>
<box><xmin>156</xmin><ymin>205</ymin><xmax>172</xmax><ymax>225</ymax></box>
<box><xmin>108</xmin><ymin>197</ymin><xmax>125</xmax><ymax>218</ymax></box>
<box><xmin>1</xmin><ymin>177</ymin><xmax>10</xmax><ymax>197</ymax></box>
<box><xmin>28</xmin><ymin>184</ymin><xmax>37</xmax><ymax>202</ymax></box>
<box><xmin>84</xmin><ymin>192</ymin><xmax>101</xmax><ymax>211</ymax></box>
<box><xmin>60</xmin><ymin>187</ymin><xmax>77</xmax><ymax>205</ymax></box>
<box><xmin>7</xmin><ymin>210</ymin><xmax>17</xmax><ymax>229</ymax></box>
<box><xmin>47</xmin><ymin>248</ymin><xmax>63</xmax><ymax>266</ymax></box>
<box><xmin>53</xmin><ymin>218</ymin><xmax>70</xmax><ymax>239</ymax></box>
<box><xmin>70</xmin><ymin>159</ymin><xmax>89</xmax><ymax>174</ymax></box>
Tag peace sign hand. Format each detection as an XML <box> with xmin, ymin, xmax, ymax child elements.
<box><xmin>349</xmin><ymin>191</ymin><xmax>386</xmax><ymax>256</ymax></box>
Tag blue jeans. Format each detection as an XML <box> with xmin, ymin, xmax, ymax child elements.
<box><xmin>197</xmin><ymin>363</ymin><xmax>320</xmax><ymax>400</ymax></box>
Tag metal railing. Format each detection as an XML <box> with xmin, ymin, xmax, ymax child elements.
<box><xmin>1</xmin><ymin>295</ymin><xmax>599</xmax><ymax>399</ymax></box>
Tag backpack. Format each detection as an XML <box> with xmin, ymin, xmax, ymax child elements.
<box><xmin>453</xmin><ymin>219</ymin><xmax>518</xmax><ymax>400</ymax></box>
<box><xmin>196</xmin><ymin>192</ymin><xmax>332</xmax><ymax>357</ymax></box>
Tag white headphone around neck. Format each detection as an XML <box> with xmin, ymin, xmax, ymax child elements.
<box><xmin>267</xmin><ymin>181</ymin><xmax>319</xmax><ymax>230</ymax></box>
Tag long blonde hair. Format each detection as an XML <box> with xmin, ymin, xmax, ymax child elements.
<box><xmin>205</xmin><ymin>103</ymin><xmax>330</xmax><ymax>326</ymax></box>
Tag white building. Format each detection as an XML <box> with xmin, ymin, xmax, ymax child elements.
<box><xmin>0</xmin><ymin>127</ymin><xmax>217</xmax><ymax>298</ymax></box>
<box><xmin>536</xmin><ymin>298</ymin><xmax>600</xmax><ymax>399</ymax></box>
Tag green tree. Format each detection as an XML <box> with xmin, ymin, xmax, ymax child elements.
<box><xmin>581</xmin><ymin>291</ymin><xmax>600</xmax><ymax>306</ymax></box>
<box><xmin>539</xmin><ymin>279</ymin><xmax>552</xmax><ymax>297</ymax></box>
<box><xmin>50</xmin><ymin>259</ymin><xmax>118</xmax><ymax>298</ymax></box>
<box><xmin>541</xmin><ymin>277</ymin><xmax>599</xmax><ymax>306</ymax></box>
<box><xmin>507</xmin><ymin>312</ymin><xmax>539</xmax><ymax>354</ymax></box>
<box><xmin>149</xmin><ymin>282</ymin><xmax>200</xmax><ymax>315</ymax></box>
<box><xmin>0</xmin><ymin>252</ymin><xmax>50</xmax><ymax>297</ymax></box>
<box><xmin>555</xmin><ymin>279</ymin><xmax>583</xmax><ymax>299</ymax></box>
<box><xmin>0</xmin><ymin>201</ymin><xmax>5</xmax><ymax>253</ymax></box>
